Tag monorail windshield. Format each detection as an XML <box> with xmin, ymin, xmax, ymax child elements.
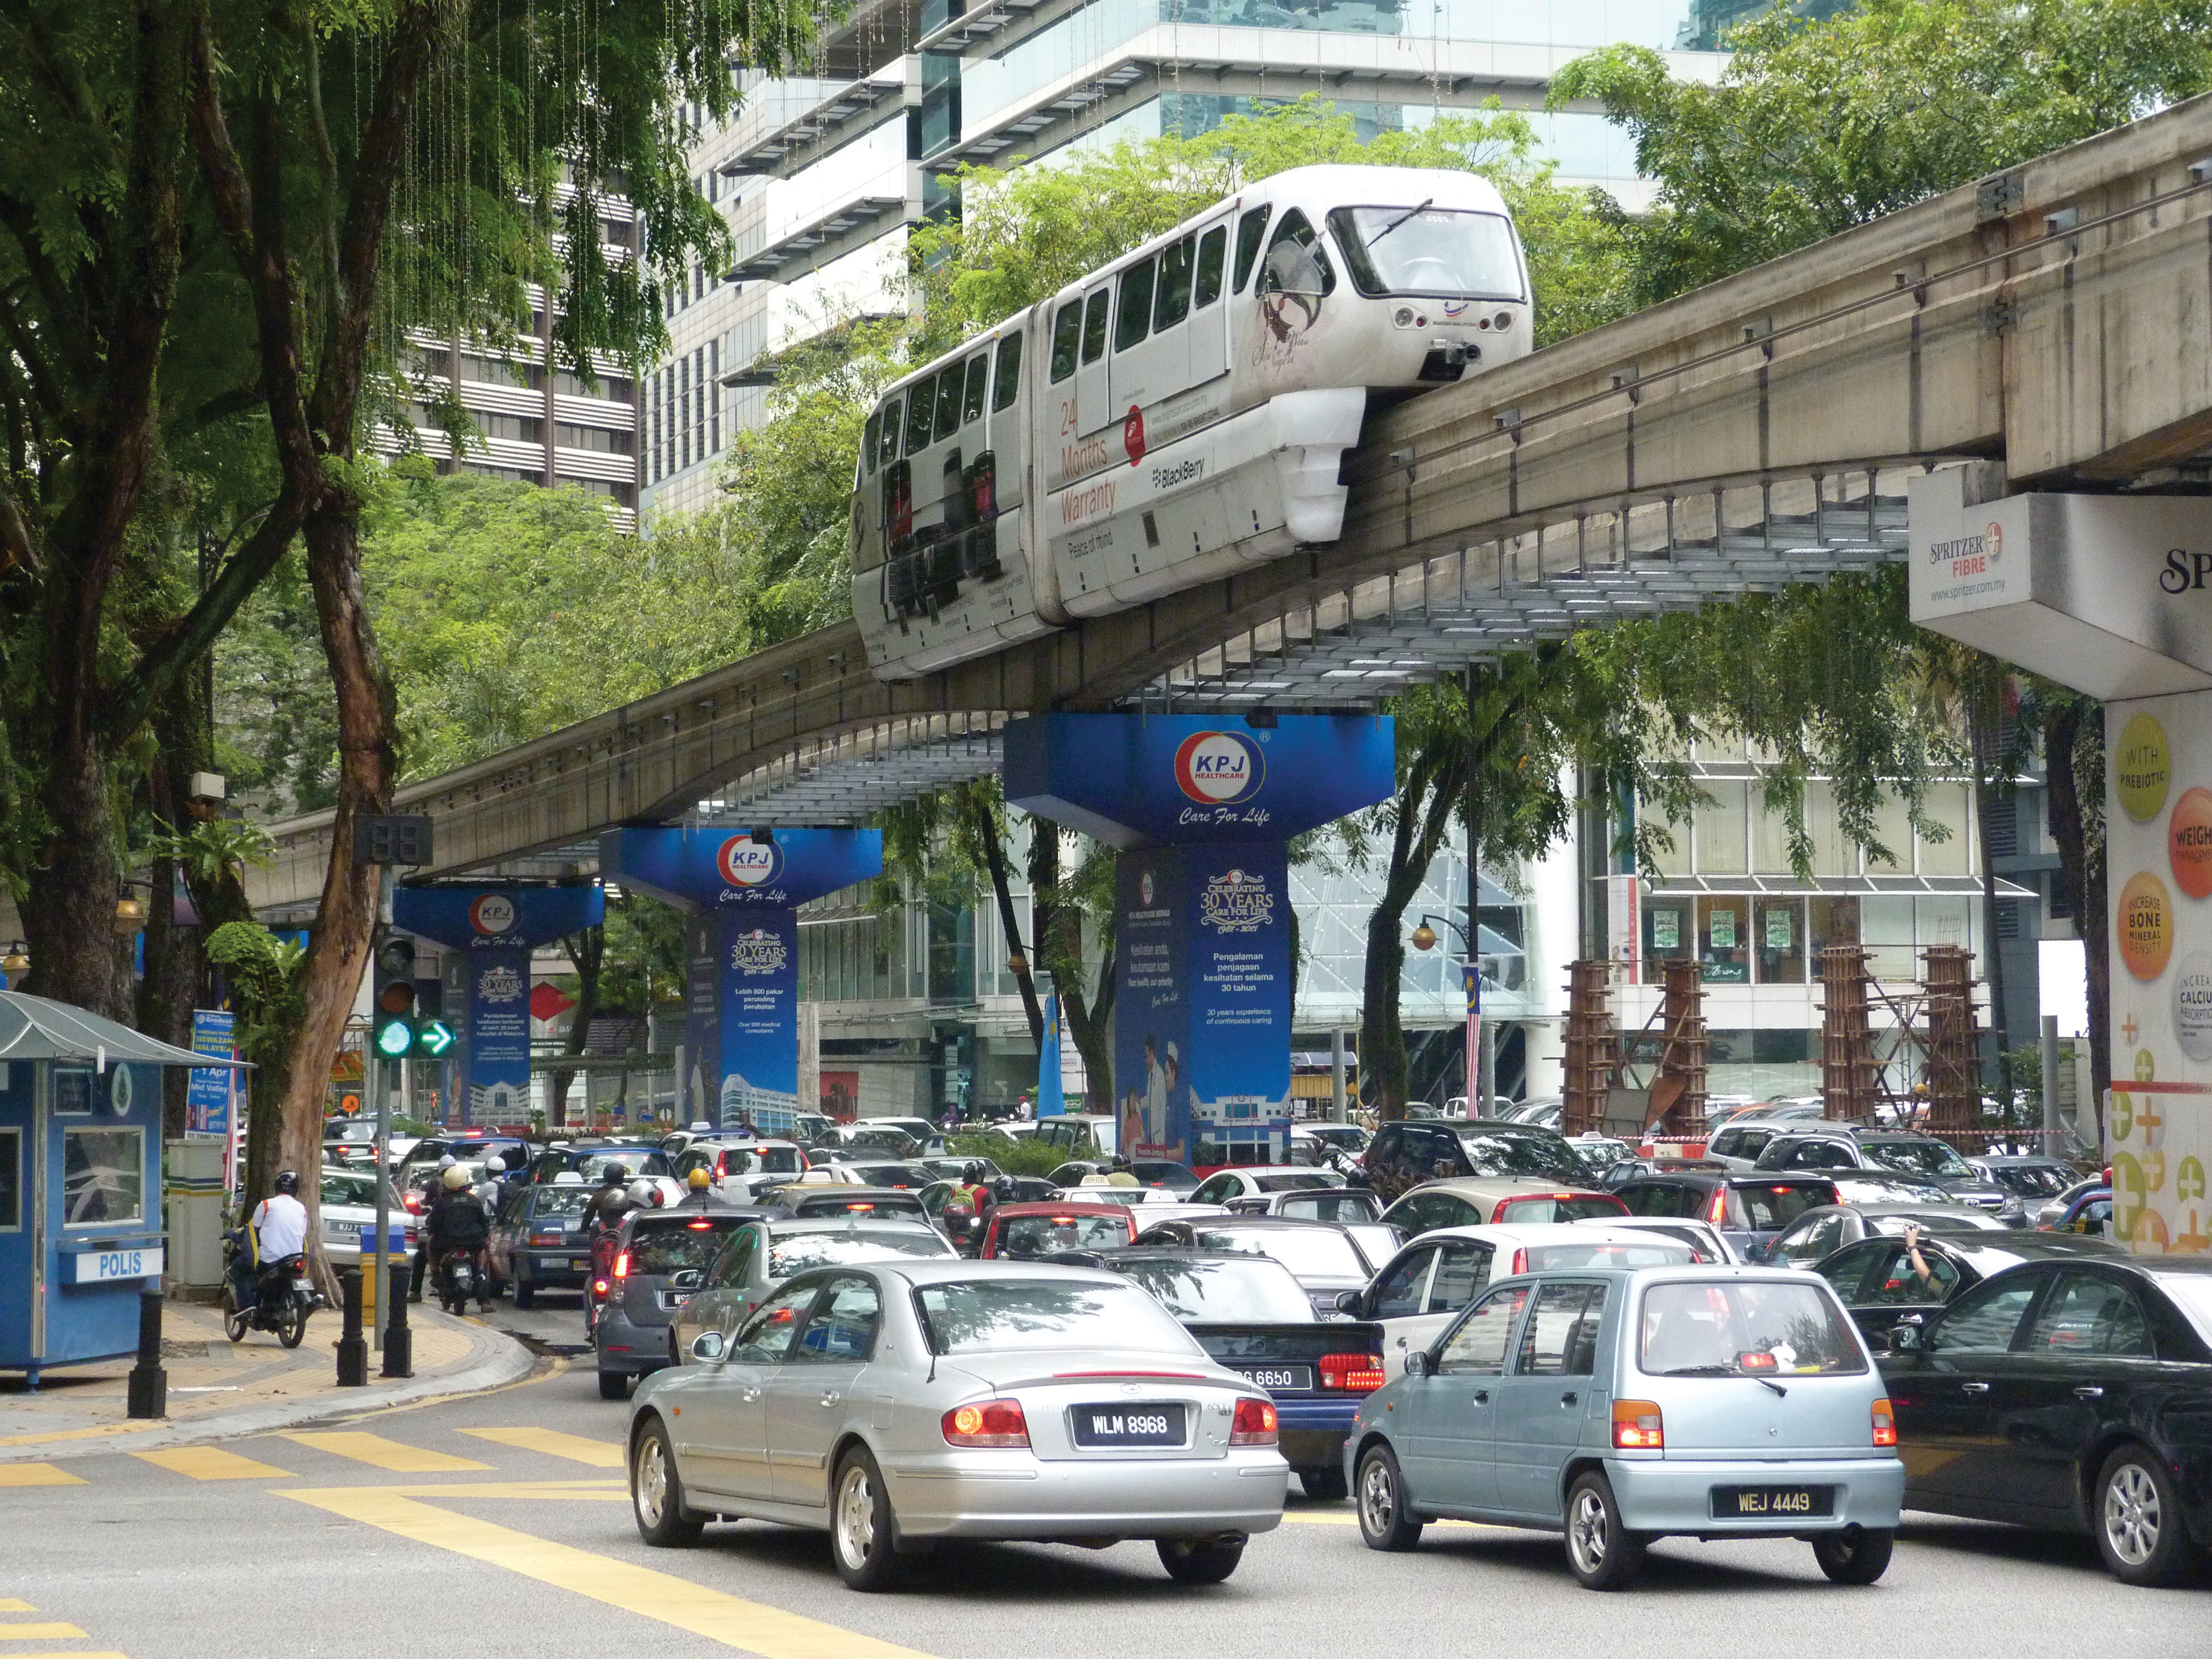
<box><xmin>1326</xmin><ymin>205</ymin><xmax>1523</xmax><ymax>303</ymax></box>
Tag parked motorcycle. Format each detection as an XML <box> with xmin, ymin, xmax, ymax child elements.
<box><xmin>221</xmin><ymin>1227</ymin><xmax>320</xmax><ymax>1349</ymax></box>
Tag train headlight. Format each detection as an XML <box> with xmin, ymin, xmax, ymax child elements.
<box><xmin>1494</xmin><ymin>310</ymin><xmax>1514</xmax><ymax>331</ymax></box>
<box><xmin>1393</xmin><ymin>306</ymin><xmax>1418</xmax><ymax>329</ymax></box>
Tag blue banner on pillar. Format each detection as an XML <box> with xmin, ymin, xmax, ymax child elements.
<box><xmin>393</xmin><ymin>885</ymin><xmax>603</xmax><ymax>1126</ymax></box>
<box><xmin>1005</xmin><ymin>713</ymin><xmax>1394</xmax><ymax>848</ymax></box>
<box><xmin>1115</xmin><ymin>842</ymin><xmax>1292</xmax><ymax>1168</ymax></box>
<box><xmin>1037</xmin><ymin>993</ymin><xmax>1064</xmax><ymax>1118</ymax></box>
<box><xmin>603</xmin><ymin>828</ymin><xmax>881</xmax><ymax>1136</ymax></box>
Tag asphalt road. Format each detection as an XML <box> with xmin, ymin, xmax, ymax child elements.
<box><xmin>5</xmin><ymin>1286</ymin><xmax>2195</xmax><ymax>1659</ymax></box>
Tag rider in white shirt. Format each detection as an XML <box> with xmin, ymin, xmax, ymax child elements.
<box><xmin>251</xmin><ymin>1170</ymin><xmax>310</xmax><ymax>1261</ymax></box>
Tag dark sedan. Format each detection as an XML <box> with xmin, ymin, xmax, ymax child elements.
<box><xmin>1088</xmin><ymin>1248</ymin><xmax>1384</xmax><ymax>1500</ymax></box>
<box><xmin>490</xmin><ymin>1178</ymin><xmax>598</xmax><ymax>1308</ymax></box>
<box><xmin>1810</xmin><ymin>1227</ymin><xmax>2121</xmax><ymax>1339</ymax></box>
<box><xmin>1880</xmin><ymin>1256</ymin><xmax>2212</xmax><ymax>1585</ymax></box>
<box><xmin>1763</xmin><ymin>1202</ymin><xmax>2005</xmax><ymax>1269</ymax></box>
<box><xmin>1611</xmin><ymin>1171</ymin><xmax>1841</xmax><ymax>1260</ymax></box>
<box><xmin>1751</xmin><ymin>1129</ymin><xmax>2024</xmax><ymax>1222</ymax></box>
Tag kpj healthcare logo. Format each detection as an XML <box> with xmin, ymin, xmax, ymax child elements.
<box><xmin>1173</xmin><ymin>730</ymin><xmax>1265</xmax><ymax>805</ymax></box>
<box><xmin>1139</xmin><ymin>869</ymin><xmax>1156</xmax><ymax>907</ymax></box>
<box><xmin>729</xmin><ymin>928</ymin><xmax>789</xmax><ymax>977</ymax></box>
<box><xmin>478</xmin><ymin>964</ymin><xmax>525</xmax><ymax>1003</ymax></box>
<box><xmin>716</xmin><ymin>835</ymin><xmax>781</xmax><ymax>889</ymax></box>
<box><xmin>469</xmin><ymin>891</ymin><xmax>518</xmax><ymax>936</ymax></box>
<box><xmin>1199</xmin><ymin>868</ymin><xmax>1274</xmax><ymax>934</ymax></box>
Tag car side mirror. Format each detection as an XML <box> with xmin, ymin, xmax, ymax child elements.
<box><xmin>1885</xmin><ymin>1321</ymin><xmax>1921</xmax><ymax>1354</ymax></box>
<box><xmin>1403</xmin><ymin>1349</ymin><xmax>1432</xmax><ymax>1379</ymax></box>
<box><xmin>690</xmin><ymin>1331</ymin><xmax>727</xmax><ymax>1363</ymax></box>
<box><xmin>672</xmin><ymin>1269</ymin><xmax>703</xmax><ymax>1289</ymax></box>
<box><xmin>1335</xmin><ymin>1290</ymin><xmax>1364</xmax><ymax>1317</ymax></box>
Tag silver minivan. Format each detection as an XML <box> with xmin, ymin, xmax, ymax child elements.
<box><xmin>1346</xmin><ymin>1264</ymin><xmax>1904</xmax><ymax>1588</ymax></box>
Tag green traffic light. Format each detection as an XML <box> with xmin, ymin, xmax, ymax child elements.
<box><xmin>414</xmin><ymin>1019</ymin><xmax>456</xmax><ymax>1058</ymax></box>
<box><xmin>373</xmin><ymin>1018</ymin><xmax>413</xmax><ymax>1058</ymax></box>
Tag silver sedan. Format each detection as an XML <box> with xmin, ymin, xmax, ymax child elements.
<box><xmin>627</xmin><ymin>1258</ymin><xmax>1289</xmax><ymax>1588</ymax></box>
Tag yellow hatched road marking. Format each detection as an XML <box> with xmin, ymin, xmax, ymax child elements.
<box><xmin>133</xmin><ymin>1447</ymin><xmax>292</xmax><ymax>1481</ymax></box>
<box><xmin>279</xmin><ymin>1432</ymin><xmax>490</xmax><ymax>1473</ymax></box>
<box><xmin>460</xmin><ymin>1427</ymin><xmax>625</xmax><ymax>1469</ymax></box>
<box><xmin>278</xmin><ymin>1486</ymin><xmax>935</xmax><ymax>1658</ymax></box>
<box><xmin>0</xmin><ymin>1652</ymin><xmax>126</xmax><ymax>1658</ymax></box>
<box><xmin>0</xmin><ymin>1606</ymin><xmax>29</xmax><ymax>1615</ymax></box>
<box><xmin>0</xmin><ymin>1626</ymin><xmax>86</xmax><ymax>1642</ymax></box>
<box><xmin>0</xmin><ymin>1466</ymin><xmax>81</xmax><ymax>1488</ymax></box>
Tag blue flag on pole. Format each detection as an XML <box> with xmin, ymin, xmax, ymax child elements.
<box><xmin>1037</xmin><ymin>992</ymin><xmax>1065</xmax><ymax>1118</ymax></box>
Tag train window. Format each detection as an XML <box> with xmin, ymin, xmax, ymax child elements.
<box><xmin>963</xmin><ymin>354</ymin><xmax>989</xmax><ymax>424</ymax></box>
<box><xmin>1195</xmin><ymin>226</ymin><xmax>1227</xmax><ymax>307</ymax></box>
<box><xmin>1259</xmin><ymin>209</ymin><xmax>1334</xmax><ymax>297</ymax></box>
<box><xmin>1326</xmin><ymin>205</ymin><xmax>1525</xmax><ymax>302</ymax></box>
<box><xmin>934</xmin><ymin>367</ymin><xmax>963</xmax><ymax>442</ymax></box>
<box><xmin>862</xmin><ymin>411</ymin><xmax>880</xmax><ymax>475</ymax></box>
<box><xmin>1050</xmin><ymin>305</ymin><xmax>1081</xmax><ymax>382</ymax></box>
<box><xmin>992</xmin><ymin>333</ymin><xmax>1023</xmax><ymax>410</ymax></box>
<box><xmin>1154</xmin><ymin>236</ymin><xmax>1194</xmax><ymax>332</ymax></box>
<box><xmin>1233</xmin><ymin>206</ymin><xmax>1271</xmax><ymax>292</ymax></box>
<box><xmin>1115</xmin><ymin>258</ymin><xmax>1156</xmax><ymax>352</ymax></box>
<box><xmin>903</xmin><ymin>378</ymin><xmax>934</xmax><ymax>454</ymax></box>
<box><xmin>878</xmin><ymin>398</ymin><xmax>902</xmax><ymax>465</ymax></box>
<box><xmin>1081</xmin><ymin>289</ymin><xmax>1109</xmax><ymax>363</ymax></box>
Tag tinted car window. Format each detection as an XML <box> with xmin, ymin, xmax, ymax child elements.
<box><xmin>1619</xmin><ymin>1182</ymin><xmax>1693</xmax><ymax>1220</ymax></box>
<box><xmin>1494</xmin><ymin>1194</ymin><xmax>1627</xmax><ymax>1224</ymax></box>
<box><xmin>709</xmin><ymin>1229</ymin><xmax>758</xmax><ymax>1288</ymax></box>
<box><xmin>1814</xmin><ymin>1239</ymin><xmax>1890</xmax><ymax>1301</ymax></box>
<box><xmin>1438</xmin><ymin>1284</ymin><xmax>1528</xmax><ymax>1374</ymax></box>
<box><xmin>1371</xmin><ymin>1247</ymin><xmax>1434</xmax><ymax>1318</ymax></box>
<box><xmin>914</xmin><ymin>1279</ymin><xmax>1197</xmax><ymax>1356</ymax></box>
<box><xmin>1253</xmin><ymin>1173</ymin><xmax>1334</xmax><ymax>1193</ymax></box>
<box><xmin>1861</xmin><ymin>1240</ymin><xmax>1962</xmax><ymax>1304</ymax></box>
<box><xmin>1734</xmin><ymin>1182</ymin><xmax>1839</xmax><ymax>1230</ymax></box>
<box><xmin>2026</xmin><ymin>1272</ymin><xmax>2154</xmax><ymax>1358</ymax></box>
<box><xmin>1427</xmin><ymin>1241</ymin><xmax>1491</xmax><ymax>1313</ymax></box>
<box><xmin>531</xmin><ymin>1187</ymin><xmax>591</xmax><ymax>1220</ymax></box>
<box><xmin>1278</xmin><ymin>1192</ymin><xmax>1381</xmax><ymax>1223</ymax></box>
<box><xmin>1448</xmin><ymin>1126</ymin><xmax>1590</xmax><ymax>1182</ymax></box>
<box><xmin>795</xmin><ymin>1276</ymin><xmax>882</xmax><ymax>1362</ymax></box>
<box><xmin>998</xmin><ymin>1213</ymin><xmax>1131</xmax><ymax>1256</ymax></box>
<box><xmin>628</xmin><ymin>1219</ymin><xmax>741</xmax><ymax>1275</ymax></box>
<box><xmin>1773</xmin><ymin>1212</ymin><xmax>1847</xmax><ymax>1266</ymax></box>
<box><xmin>1784</xmin><ymin>1141</ymin><xmax>1856</xmax><ymax>1171</ymax></box>
<box><xmin>1929</xmin><ymin>1277</ymin><xmax>2040</xmax><ymax>1353</ymax></box>
<box><xmin>1518</xmin><ymin>1282</ymin><xmax>1605</xmax><ymax>1377</ymax></box>
<box><xmin>1986</xmin><ymin>1162</ymin><xmax>2071</xmax><ymax>1198</ymax></box>
<box><xmin>1865</xmin><ymin>1138</ymin><xmax>1974</xmax><ymax>1179</ymax></box>
<box><xmin>732</xmin><ymin>1280</ymin><xmax>817</xmax><ymax>1364</ymax></box>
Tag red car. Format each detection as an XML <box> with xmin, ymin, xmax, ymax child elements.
<box><xmin>978</xmin><ymin>1201</ymin><xmax>1138</xmax><ymax>1259</ymax></box>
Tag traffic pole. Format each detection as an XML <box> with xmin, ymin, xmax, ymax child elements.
<box><xmin>381</xmin><ymin>1259</ymin><xmax>413</xmax><ymax>1378</ymax></box>
<box><xmin>125</xmin><ymin>1286</ymin><xmax>166</xmax><ymax>1419</ymax></box>
<box><xmin>335</xmin><ymin>1267</ymin><xmax>368</xmax><ymax>1386</ymax></box>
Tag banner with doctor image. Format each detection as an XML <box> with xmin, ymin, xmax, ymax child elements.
<box><xmin>2104</xmin><ymin>691</ymin><xmax>2212</xmax><ymax>1257</ymax></box>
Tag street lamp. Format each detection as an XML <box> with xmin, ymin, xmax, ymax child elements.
<box><xmin>113</xmin><ymin>890</ymin><xmax>145</xmax><ymax>935</ymax></box>
<box><xmin>1</xmin><ymin>942</ymin><xmax>26</xmax><ymax>979</ymax></box>
<box><xmin>1410</xmin><ymin>913</ymin><xmax>1485</xmax><ymax>1117</ymax></box>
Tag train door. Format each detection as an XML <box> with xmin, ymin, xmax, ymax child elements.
<box><xmin>1109</xmin><ymin>242</ymin><xmax>1175</xmax><ymax>417</ymax></box>
<box><xmin>1186</xmin><ymin>215</ymin><xmax>1232</xmax><ymax>388</ymax></box>
<box><xmin>1073</xmin><ymin>280</ymin><xmax>1111</xmax><ymax>439</ymax></box>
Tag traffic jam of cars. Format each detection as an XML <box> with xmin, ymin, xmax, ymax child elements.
<box><xmin>354</xmin><ymin>1105</ymin><xmax>2207</xmax><ymax>1594</ymax></box>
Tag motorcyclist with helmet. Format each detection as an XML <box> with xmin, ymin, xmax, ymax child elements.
<box><xmin>248</xmin><ymin>1169</ymin><xmax>310</xmax><ymax>1312</ymax></box>
<box><xmin>427</xmin><ymin>1164</ymin><xmax>496</xmax><ymax>1311</ymax></box>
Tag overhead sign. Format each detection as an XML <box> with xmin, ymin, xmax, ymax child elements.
<box><xmin>1909</xmin><ymin>468</ymin><xmax>2212</xmax><ymax>701</ymax></box>
<box><xmin>601</xmin><ymin>827</ymin><xmax>882</xmax><ymax>910</ymax></box>
<box><xmin>393</xmin><ymin>884</ymin><xmax>602</xmax><ymax>950</ymax></box>
<box><xmin>1004</xmin><ymin>714</ymin><xmax>1395</xmax><ymax>848</ymax></box>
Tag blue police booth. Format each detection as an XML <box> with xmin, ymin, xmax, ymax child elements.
<box><xmin>0</xmin><ymin>991</ymin><xmax>243</xmax><ymax>1388</ymax></box>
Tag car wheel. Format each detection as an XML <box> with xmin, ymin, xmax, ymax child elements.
<box><xmin>598</xmin><ymin>1368</ymin><xmax>629</xmax><ymax>1401</ymax></box>
<box><xmin>1157</xmin><ymin>1538</ymin><xmax>1244</xmax><ymax>1584</ymax></box>
<box><xmin>1811</xmin><ymin>1526</ymin><xmax>1894</xmax><ymax>1585</ymax></box>
<box><xmin>1355</xmin><ymin>1444</ymin><xmax>1422</xmax><ymax>1551</ymax></box>
<box><xmin>1300</xmin><ymin>1466</ymin><xmax>1349</xmax><ymax>1502</ymax></box>
<box><xmin>830</xmin><ymin>1446</ymin><xmax>905</xmax><ymax>1591</ymax></box>
<box><xmin>1563</xmin><ymin>1471</ymin><xmax>1645</xmax><ymax>1590</ymax></box>
<box><xmin>2096</xmin><ymin>1444</ymin><xmax>2195</xmax><ymax>1586</ymax></box>
<box><xmin>513</xmin><ymin>1268</ymin><xmax>535</xmax><ymax>1311</ymax></box>
<box><xmin>630</xmin><ymin>1416</ymin><xmax>703</xmax><ymax>1547</ymax></box>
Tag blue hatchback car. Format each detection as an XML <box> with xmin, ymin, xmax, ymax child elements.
<box><xmin>1346</xmin><ymin>1264</ymin><xmax>1904</xmax><ymax>1588</ymax></box>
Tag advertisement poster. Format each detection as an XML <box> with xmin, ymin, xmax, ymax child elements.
<box><xmin>185</xmin><ymin>1009</ymin><xmax>236</xmax><ymax>1138</ymax></box>
<box><xmin>2105</xmin><ymin>692</ymin><xmax>2212</xmax><ymax>1256</ymax></box>
<box><xmin>714</xmin><ymin>908</ymin><xmax>799</xmax><ymax>1130</ymax></box>
<box><xmin>820</xmin><ymin>1070</ymin><xmax>860</xmax><ymax>1121</ymax></box>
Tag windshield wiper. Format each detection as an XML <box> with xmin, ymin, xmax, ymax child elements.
<box><xmin>1658</xmin><ymin>1364</ymin><xmax>1789</xmax><ymax>1396</ymax></box>
<box><xmin>1366</xmin><ymin>197</ymin><xmax>1433</xmax><ymax>250</ymax></box>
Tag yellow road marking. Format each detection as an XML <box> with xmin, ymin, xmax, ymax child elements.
<box><xmin>0</xmin><ymin>1424</ymin><xmax>141</xmax><ymax>1448</ymax></box>
<box><xmin>279</xmin><ymin>1432</ymin><xmax>490</xmax><ymax>1474</ymax></box>
<box><xmin>0</xmin><ymin>1466</ymin><xmax>82</xmax><ymax>1487</ymax></box>
<box><xmin>0</xmin><ymin>1652</ymin><xmax>126</xmax><ymax>1658</ymax></box>
<box><xmin>460</xmin><ymin>1427</ymin><xmax>625</xmax><ymax>1469</ymax></box>
<box><xmin>0</xmin><ymin>1606</ymin><xmax>29</xmax><ymax>1615</ymax></box>
<box><xmin>0</xmin><ymin>1626</ymin><xmax>87</xmax><ymax>1642</ymax></box>
<box><xmin>335</xmin><ymin>1354</ymin><xmax>569</xmax><ymax>1424</ymax></box>
<box><xmin>278</xmin><ymin>1486</ymin><xmax>935</xmax><ymax>1658</ymax></box>
<box><xmin>134</xmin><ymin>1447</ymin><xmax>293</xmax><ymax>1481</ymax></box>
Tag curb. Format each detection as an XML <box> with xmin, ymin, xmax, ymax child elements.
<box><xmin>0</xmin><ymin>1309</ymin><xmax>538</xmax><ymax>1463</ymax></box>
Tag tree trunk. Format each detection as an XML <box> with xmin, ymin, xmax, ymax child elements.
<box><xmin>973</xmin><ymin>801</ymin><xmax>1044</xmax><ymax>1047</ymax></box>
<box><xmin>18</xmin><ymin>752</ymin><xmax>126</xmax><ymax>1018</ymax></box>
<box><xmin>1359</xmin><ymin>751</ymin><xmax>1462</xmax><ymax>1122</ymax></box>
<box><xmin>550</xmin><ymin>925</ymin><xmax>604</xmax><ymax>1126</ymax></box>
<box><xmin>1029</xmin><ymin>822</ymin><xmax>1113</xmax><ymax>1110</ymax></box>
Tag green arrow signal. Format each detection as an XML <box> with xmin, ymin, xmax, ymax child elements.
<box><xmin>414</xmin><ymin>1019</ymin><xmax>457</xmax><ymax>1058</ymax></box>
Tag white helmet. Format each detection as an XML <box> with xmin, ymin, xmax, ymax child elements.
<box><xmin>484</xmin><ymin>1156</ymin><xmax>505</xmax><ymax>1175</ymax></box>
<box><xmin>437</xmin><ymin>1154</ymin><xmax>457</xmax><ymax>1169</ymax></box>
<box><xmin>627</xmin><ymin>1178</ymin><xmax>660</xmax><ymax>1208</ymax></box>
<box><xmin>441</xmin><ymin>1165</ymin><xmax>470</xmax><ymax>1190</ymax></box>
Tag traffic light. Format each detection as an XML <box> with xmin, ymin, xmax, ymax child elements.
<box><xmin>372</xmin><ymin>932</ymin><xmax>417</xmax><ymax>1059</ymax></box>
<box><xmin>410</xmin><ymin>974</ymin><xmax>456</xmax><ymax>1058</ymax></box>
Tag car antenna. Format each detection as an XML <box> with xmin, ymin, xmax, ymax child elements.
<box><xmin>1366</xmin><ymin>197</ymin><xmax>1433</xmax><ymax>250</ymax></box>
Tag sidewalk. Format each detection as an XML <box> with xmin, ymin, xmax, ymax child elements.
<box><xmin>0</xmin><ymin>1295</ymin><xmax>537</xmax><ymax>1462</ymax></box>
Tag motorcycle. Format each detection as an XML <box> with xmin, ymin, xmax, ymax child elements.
<box><xmin>435</xmin><ymin>1248</ymin><xmax>483</xmax><ymax>1315</ymax></box>
<box><xmin>221</xmin><ymin>1228</ymin><xmax>320</xmax><ymax>1349</ymax></box>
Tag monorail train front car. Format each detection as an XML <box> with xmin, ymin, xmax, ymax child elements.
<box><xmin>852</xmin><ymin>164</ymin><xmax>1531</xmax><ymax>679</ymax></box>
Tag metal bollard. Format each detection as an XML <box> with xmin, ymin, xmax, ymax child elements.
<box><xmin>336</xmin><ymin>1268</ymin><xmax>369</xmax><ymax>1387</ymax></box>
<box><xmin>381</xmin><ymin>1261</ymin><xmax>413</xmax><ymax>1378</ymax></box>
<box><xmin>126</xmin><ymin>1287</ymin><xmax>166</xmax><ymax>1420</ymax></box>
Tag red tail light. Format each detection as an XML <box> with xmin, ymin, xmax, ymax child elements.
<box><xmin>1318</xmin><ymin>1353</ymin><xmax>1387</xmax><ymax>1392</ymax></box>
<box><xmin>402</xmin><ymin>1192</ymin><xmax>424</xmax><ymax>1214</ymax></box>
<box><xmin>613</xmin><ymin>1251</ymin><xmax>630</xmax><ymax>1279</ymax></box>
<box><xmin>1510</xmin><ymin>1248</ymin><xmax>1528</xmax><ymax>1275</ymax></box>
<box><xmin>590</xmin><ymin>1279</ymin><xmax>610</xmax><ymax>1297</ymax></box>
<box><xmin>687</xmin><ymin>1219</ymin><xmax>714</xmax><ymax>1230</ymax></box>
<box><xmin>1707</xmin><ymin>1189</ymin><xmax>1730</xmax><ymax>1224</ymax></box>
<box><xmin>1231</xmin><ymin>1397</ymin><xmax>1279</xmax><ymax>1446</ymax></box>
<box><xmin>942</xmin><ymin>1399</ymin><xmax>1029</xmax><ymax>1448</ymax></box>
<box><xmin>1871</xmin><ymin>1397</ymin><xmax>1898</xmax><ymax>1448</ymax></box>
<box><xmin>528</xmin><ymin>1232</ymin><xmax>563</xmax><ymax>1246</ymax></box>
<box><xmin>1613</xmin><ymin>1399</ymin><xmax>1664</xmax><ymax>1449</ymax></box>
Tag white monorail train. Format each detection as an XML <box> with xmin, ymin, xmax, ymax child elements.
<box><xmin>849</xmin><ymin>165</ymin><xmax>1533</xmax><ymax>679</ymax></box>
